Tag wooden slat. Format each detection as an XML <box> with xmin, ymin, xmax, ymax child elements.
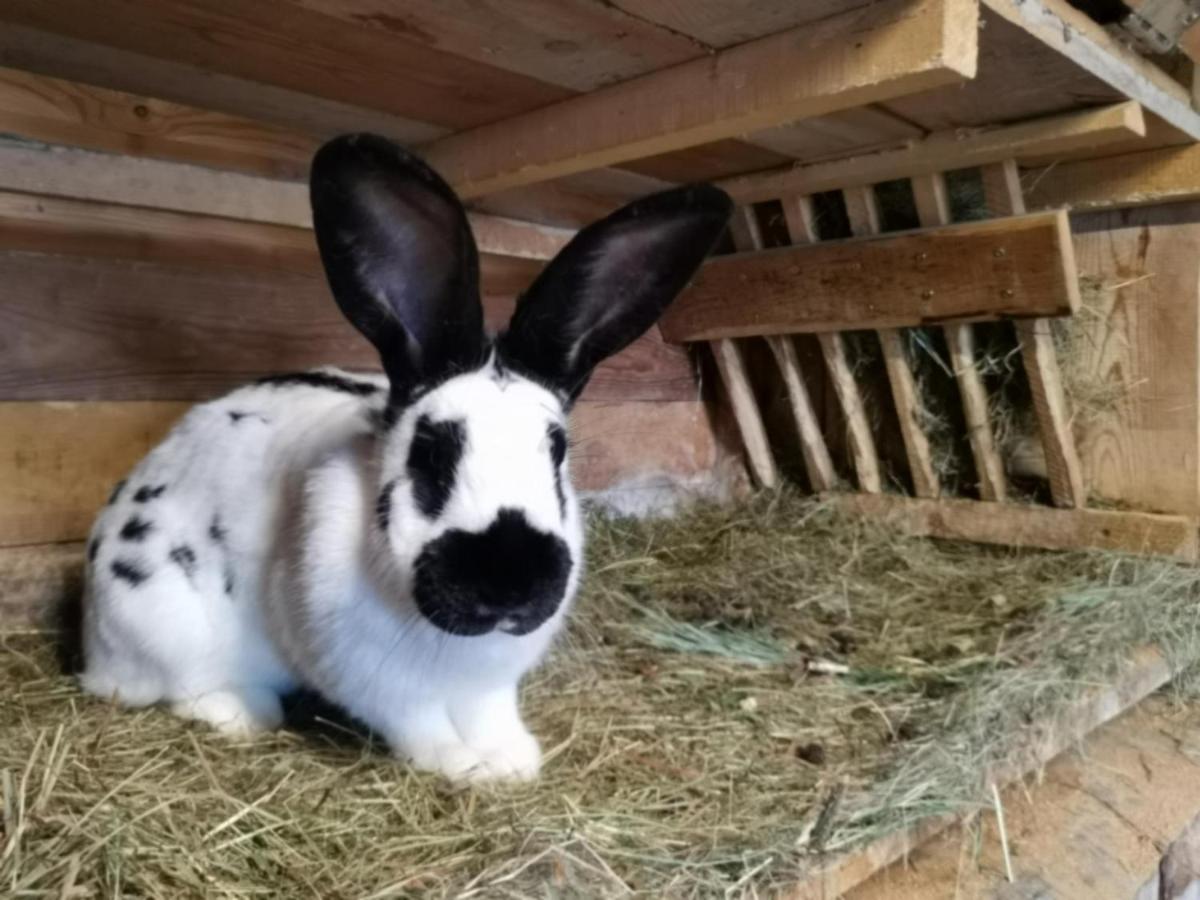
<box><xmin>833</xmin><ymin>494</ymin><xmax>1200</xmax><ymax>560</ymax></box>
<box><xmin>727</xmin><ymin>207</ymin><xmax>835</xmax><ymax>492</ymax></box>
<box><xmin>911</xmin><ymin>173</ymin><xmax>1007</xmax><ymax>502</ymax></box>
<box><xmin>0</xmin><ymin>65</ymin><xmax>321</xmax><ymax>180</ymax></box>
<box><xmin>0</xmin><ymin>251</ymin><xmax>692</xmax><ymax>404</ymax></box>
<box><xmin>1025</xmin><ymin>144</ymin><xmax>1200</xmax><ymax>212</ymax></box>
<box><xmin>818</xmin><ymin>333</ymin><xmax>883</xmax><ymax>494</ymax></box>
<box><xmin>945</xmin><ymin>323</ymin><xmax>1008</xmax><ymax>501</ymax></box>
<box><xmin>843</xmin><ymin>185</ymin><xmax>939</xmax><ymax>499</ymax></box>
<box><xmin>720</xmin><ymin>103</ymin><xmax>1146</xmax><ymax>205</ymax></box>
<box><xmin>981</xmin><ymin>0</ymin><xmax>1200</xmax><ymax>140</ymax></box>
<box><xmin>984</xmin><ymin>160</ymin><xmax>1086</xmax><ymax>508</ymax></box>
<box><xmin>418</xmin><ymin>0</ymin><xmax>979</xmax><ymax>197</ymax></box>
<box><xmin>0</xmin><ymin>146</ymin><xmax>575</xmax><ymax>261</ymax></box>
<box><xmin>0</xmin><ymin>398</ymin><xmax>728</xmax><ymax>548</ymax></box>
<box><xmin>661</xmin><ymin>212</ymin><xmax>1081</xmax><ymax>342</ymax></box>
<box><xmin>711</xmin><ymin>338</ymin><xmax>778</xmax><ymax>489</ymax></box>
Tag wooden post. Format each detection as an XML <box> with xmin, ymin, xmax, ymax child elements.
<box><xmin>911</xmin><ymin>172</ymin><xmax>1008</xmax><ymax>501</ymax></box>
<box><xmin>843</xmin><ymin>185</ymin><xmax>939</xmax><ymax>498</ymax></box>
<box><xmin>982</xmin><ymin>159</ymin><xmax>1086</xmax><ymax>507</ymax></box>
<box><xmin>728</xmin><ymin>206</ymin><xmax>836</xmax><ymax>491</ymax></box>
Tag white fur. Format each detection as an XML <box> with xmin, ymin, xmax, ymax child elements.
<box><xmin>81</xmin><ymin>362</ymin><xmax>582</xmax><ymax>782</ymax></box>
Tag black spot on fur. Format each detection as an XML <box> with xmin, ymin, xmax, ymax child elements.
<box><xmin>413</xmin><ymin>508</ymin><xmax>571</xmax><ymax>636</ymax></box>
<box><xmin>407</xmin><ymin>415</ymin><xmax>466</xmax><ymax>519</ymax></box>
<box><xmin>87</xmin><ymin>537</ymin><xmax>101</xmax><ymax>563</ymax></box>
<box><xmin>224</xmin><ymin>569</ymin><xmax>235</xmax><ymax>596</ymax></box>
<box><xmin>227</xmin><ymin>410</ymin><xmax>268</xmax><ymax>424</ymax></box>
<box><xmin>119</xmin><ymin>516</ymin><xmax>153</xmax><ymax>542</ymax></box>
<box><xmin>111</xmin><ymin>558</ymin><xmax>149</xmax><ymax>587</ymax></box>
<box><xmin>107</xmin><ymin>479</ymin><xmax>127</xmax><ymax>505</ymax></box>
<box><xmin>168</xmin><ymin>544</ymin><xmax>197</xmax><ymax>579</ymax></box>
<box><xmin>257</xmin><ymin>371</ymin><xmax>381</xmax><ymax>396</ymax></box>
<box><xmin>548</xmin><ymin>424</ymin><xmax>568</xmax><ymax>518</ymax></box>
<box><xmin>208</xmin><ymin>515</ymin><xmax>227</xmax><ymax>544</ymax></box>
<box><xmin>376</xmin><ymin>479</ymin><xmax>396</xmax><ymax>532</ymax></box>
<box><xmin>133</xmin><ymin>484</ymin><xmax>167</xmax><ymax>503</ymax></box>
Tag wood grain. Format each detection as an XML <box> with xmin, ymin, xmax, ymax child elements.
<box><xmin>1068</xmin><ymin>203</ymin><xmax>1200</xmax><ymax>516</ymax></box>
<box><xmin>0</xmin><ymin>252</ymin><xmax>694</xmax><ymax>404</ymax></box>
<box><xmin>844</xmin><ymin>185</ymin><xmax>939</xmax><ymax>499</ymax></box>
<box><xmin>660</xmin><ymin>212</ymin><xmax>1080</xmax><ymax>342</ymax></box>
<box><xmin>1026</xmin><ymin>144</ymin><xmax>1200</xmax><ymax>212</ymax></box>
<box><xmin>419</xmin><ymin>0</ymin><xmax>978</xmax><ymax>197</ymax></box>
<box><xmin>834</xmin><ymin>493</ymin><xmax>1199</xmax><ymax>560</ymax></box>
<box><xmin>0</xmin><ymin>65</ymin><xmax>321</xmax><ymax>180</ymax></box>
<box><xmin>0</xmin><ymin>399</ymin><xmax>723</xmax><ymax>547</ymax></box>
<box><xmin>721</xmin><ymin>102</ymin><xmax>1146</xmax><ymax>206</ymax></box>
<box><xmin>984</xmin><ymin>160</ymin><xmax>1086</xmax><ymax>508</ymax></box>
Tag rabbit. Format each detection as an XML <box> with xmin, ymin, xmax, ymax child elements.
<box><xmin>79</xmin><ymin>133</ymin><xmax>732</xmax><ymax>782</ymax></box>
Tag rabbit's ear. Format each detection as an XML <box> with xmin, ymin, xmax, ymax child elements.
<box><xmin>311</xmin><ymin>134</ymin><xmax>485</xmax><ymax>399</ymax></box>
<box><xmin>497</xmin><ymin>184</ymin><xmax>731</xmax><ymax>404</ymax></box>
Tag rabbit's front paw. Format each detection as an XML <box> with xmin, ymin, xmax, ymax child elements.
<box><xmin>408</xmin><ymin>731</ymin><xmax>541</xmax><ymax>783</ymax></box>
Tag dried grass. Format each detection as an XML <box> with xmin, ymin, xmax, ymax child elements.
<box><xmin>3</xmin><ymin>491</ymin><xmax>1199</xmax><ymax>898</ymax></box>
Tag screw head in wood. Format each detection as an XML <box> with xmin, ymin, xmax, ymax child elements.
<box><xmin>921</xmin><ymin>289</ymin><xmax>935</xmax><ymax>300</ymax></box>
<box><xmin>993</xmin><ymin>247</ymin><xmax>1007</xmax><ymax>258</ymax></box>
<box><xmin>1001</xmin><ymin>288</ymin><xmax>1015</xmax><ymax>299</ymax></box>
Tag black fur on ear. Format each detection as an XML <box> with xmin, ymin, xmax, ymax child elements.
<box><xmin>496</xmin><ymin>183</ymin><xmax>732</xmax><ymax>404</ymax></box>
<box><xmin>310</xmin><ymin>134</ymin><xmax>486</xmax><ymax>404</ymax></box>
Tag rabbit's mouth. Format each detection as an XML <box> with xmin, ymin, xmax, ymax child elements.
<box><xmin>412</xmin><ymin>508</ymin><xmax>572</xmax><ymax>638</ymax></box>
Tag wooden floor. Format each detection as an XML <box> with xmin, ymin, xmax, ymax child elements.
<box><xmin>847</xmin><ymin>693</ymin><xmax>1200</xmax><ymax>899</ymax></box>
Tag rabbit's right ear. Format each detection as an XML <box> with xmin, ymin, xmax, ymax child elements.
<box><xmin>310</xmin><ymin>134</ymin><xmax>486</xmax><ymax>401</ymax></box>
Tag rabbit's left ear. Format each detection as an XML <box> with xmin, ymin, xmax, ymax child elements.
<box><xmin>497</xmin><ymin>184</ymin><xmax>732</xmax><ymax>404</ymax></box>
<box><xmin>310</xmin><ymin>134</ymin><xmax>486</xmax><ymax>400</ymax></box>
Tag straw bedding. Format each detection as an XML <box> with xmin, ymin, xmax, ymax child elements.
<box><xmin>3</xmin><ymin>491</ymin><xmax>1199</xmax><ymax>898</ymax></box>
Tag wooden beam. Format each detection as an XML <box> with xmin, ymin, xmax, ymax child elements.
<box><xmin>843</xmin><ymin>185</ymin><xmax>940</xmax><ymax>499</ymax></box>
<box><xmin>832</xmin><ymin>493</ymin><xmax>1200</xmax><ymax>560</ymax></box>
<box><xmin>728</xmin><ymin>206</ymin><xmax>834</xmax><ymax>492</ymax></box>
<box><xmin>981</xmin><ymin>0</ymin><xmax>1200</xmax><ymax>140</ymax></box>
<box><xmin>911</xmin><ymin>173</ymin><xmax>1008</xmax><ymax>503</ymax></box>
<box><xmin>1025</xmin><ymin>144</ymin><xmax>1200</xmax><ymax>211</ymax></box>
<box><xmin>418</xmin><ymin>0</ymin><xmax>979</xmax><ymax>197</ymax></box>
<box><xmin>720</xmin><ymin>103</ymin><xmax>1146</xmax><ymax>205</ymax></box>
<box><xmin>712</xmin><ymin>338</ymin><xmax>778</xmax><ymax>489</ymax></box>
<box><xmin>984</xmin><ymin>160</ymin><xmax>1087</xmax><ymax>508</ymax></box>
<box><xmin>660</xmin><ymin>212</ymin><xmax>1081</xmax><ymax>342</ymax></box>
<box><xmin>0</xmin><ymin>143</ymin><xmax>574</xmax><ymax>260</ymax></box>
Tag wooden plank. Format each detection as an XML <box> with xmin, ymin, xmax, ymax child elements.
<box><xmin>720</xmin><ymin>102</ymin><xmax>1146</xmax><ymax>205</ymax></box>
<box><xmin>0</xmin><ymin>0</ymin><xmax>578</xmax><ymax>130</ymax></box>
<box><xmin>728</xmin><ymin>206</ymin><xmax>835</xmax><ymax>492</ymax></box>
<box><xmin>981</xmin><ymin>0</ymin><xmax>1200</xmax><ymax>140</ymax></box>
<box><xmin>418</xmin><ymin>0</ymin><xmax>979</xmax><ymax>197</ymax></box>
<box><xmin>1026</xmin><ymin>144</ymin><xmax>1200</xmax><ymax>211</ymax></box>
<box><xmin>832</xmin><ymin>493</ymin><xmax>1200</xmax><ymax>559</ymax></box>
<box><xmin>1069</xmin><ymin>203</ymin><xmax>1200</xmax><ymax>517</ymax></box>
<box><xmin>946</xmin><ymin>323</ymin><xmax>1009</xmax><ymax>501</ymax></box>
<box><xmin>660</xmin><ymin>212</ymin><xmax>1081</xmax><ymax>342</ymax></box>
<box><xmin>0</xmin><ymin>542</ymin><xmax>85</xmax><ymax>630</ymax></box>
<box><xmin>819</xmin><ymin>333</ymin><xmax>884</xmax><ymax>494</ymax></box>
<box><xmin>712</xmin><ymin>338</ymin><xmax>778</xmax><ymax>489</ymax></box>
<box><xmin>852</xmin><ymin>695</ymin><xmax>1200</xmax><ymax>899</ymax></box>
<box><xmin>0</xmin><ymin>146</ymin><xmax>576</xmax><ymax>261</ymax></box>
<box><xmin>0</xmin><ymin>398</ymin><xmax>724</xmax><ymax>548</ymax></box>
<box><xmin>0</xmin><ymin>252</ymin><xmax>692</xmax><ymax>404</ymax></box>
<box><xmin>910</xmin><ymin>172</ymin><xmax>1008</xmax><ymax>502</ymax></box>
<box><xmin>984</xmin><ymin>160</ymin><xmax>1086</xmax><ymax>508</ymax></box>
<box><xmin>843</xmin><ymin>185</ymin><xmax>940</xmax><ymax>499</ymax></box>
<box><xmin>0</xmin><ymin>66</ymin><xmax>321</xmax><ymax>180</ymax></box>
<box><xmin>793</xmin><ymin>645</ymin><xmax>1179</xmax><ymax>899</ymax></box>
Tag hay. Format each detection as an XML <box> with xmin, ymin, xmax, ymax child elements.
<box><xmin>4</xmin><ymin>491</ymin><xmax>1199</xmax><ymax>898</ymax></box>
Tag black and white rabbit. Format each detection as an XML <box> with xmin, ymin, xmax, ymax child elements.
<box><xmin>80</xmin><ymin>134</ymin><xmax>732</xmax><ymax>781</ymax></box>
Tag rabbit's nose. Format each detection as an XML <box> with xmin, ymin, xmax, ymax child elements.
<box><xmin>411</xmin><ymin>508</ymin><xmax>572</xmax><ymax>637</ymax></box>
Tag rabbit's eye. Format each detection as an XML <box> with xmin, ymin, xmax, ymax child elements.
<box><xmin>548</xmin><ymin>425</ymin><xmax>567</xmax><ymax>468</ymax></box>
